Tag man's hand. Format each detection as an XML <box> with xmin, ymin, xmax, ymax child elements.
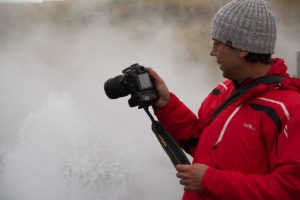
<box><xmin>176</xmin><ymin>163</ymin><xmax>209</xmax><ymax>192</ymax></box>
<box><xmin>147</xmin><ymin>67</ymin><xmax>170</xmax><ymax>108</ymax></box>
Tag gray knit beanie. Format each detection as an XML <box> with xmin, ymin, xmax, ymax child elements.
<box><xmin>211</xmin><ymin>0</ymin><xmax>277</xmax><ymax>54</ymax></box>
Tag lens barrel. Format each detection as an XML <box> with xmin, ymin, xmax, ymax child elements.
<box><xmin>104</xmin><ymin>75</ymin><xmax>129</xmax><ymax>99</ymax></box>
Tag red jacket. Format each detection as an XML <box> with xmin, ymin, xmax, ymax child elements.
<box><xmin>154</xmin><ymin>58</ymin><xmax>300</xmax><ymax>199</ymax></box>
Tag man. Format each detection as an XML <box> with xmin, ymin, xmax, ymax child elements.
<box><xmin>148</xmin><ymin>0</ymin><xmax>300</xmax><ymax>199</ymax></box>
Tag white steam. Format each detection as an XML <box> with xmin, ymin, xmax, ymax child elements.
<box><xmin>0</xmin><ymin>93</ymin><xmax>138</xmax><ymax>200</ymax></box>
<box><xmin>0</xmin><ymin>2</ymin><xmax>200</xmax><ymax>199</ymax></box>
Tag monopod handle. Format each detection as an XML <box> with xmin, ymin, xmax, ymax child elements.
<box><xmin>151</xmin><ymin>121</ymin><xmax>191</xmax><ymax>167</ymax></box>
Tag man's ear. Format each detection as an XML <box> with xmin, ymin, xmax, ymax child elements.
<box><xmin>239</xmin><ymin>50</ymin><xmax>249</xmax><ymax>58</ymax></box>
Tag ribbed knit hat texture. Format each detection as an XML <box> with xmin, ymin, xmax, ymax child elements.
<box><xmin>211</xmin><ymin>0</ymin><xmax>277</xmax><ymax>54</ymax></box>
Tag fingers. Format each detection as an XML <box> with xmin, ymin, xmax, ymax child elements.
<box><xmin>148</xmin><ymin>67</ymin><xmax>164</xmax><ymax>84</ymax></box>
<box><xmin>176</xmin><ymin>171</ymin><xmax>187</xmax><ymax>179</ymax></box>
<box><xmin>146</xmin><ymin>67</ymin><xmax>170</xmax><ymax>108</ymax></box>
<box><xmin>176</xmin><ymin>164</ymin><xmax>191</xmax><ymax>188</ymax></box>
<box><xmin>180</xmin><ymin>179</ymin><xmax>190</xmax><ymax>187</ymax></box>
<box><xmin>175</xmin><ymin>164</ymin><xmax>204</xmax><ymax>193</ymax></box>
<box><xmin>177</xmin><ymin>172</ymin><xmax>192</xmax><ymax>192</ymax></box>
<box><xmin>176</xmin><ymin>164</ymin><xmax>190</xmax><ymax>172</ymax></box>
<box><xmin>176</xmin><ymin>164</ymin><xmax>190</xmax><ymax>179</ymax></box>
<box><xmin>147</xmin><ymin>67</ymin><xmax>157</xmax><ymax>77</ymax></box>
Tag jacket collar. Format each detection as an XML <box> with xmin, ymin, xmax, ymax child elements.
<box><xmin>232</xmin><ymin>58</ymin><xmax>289</xmax><ymax>91</ymax></box>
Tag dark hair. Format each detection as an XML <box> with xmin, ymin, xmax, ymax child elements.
<box><xmin>245</xmin><ymin>53</ymin><xmax>272</xmax><ymax>64</ymax></box>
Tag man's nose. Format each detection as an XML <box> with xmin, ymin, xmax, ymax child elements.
<box><xmin>210</xmin><ymin>48</ymin><xmax>217</xmax><ymax>56</ymax></box>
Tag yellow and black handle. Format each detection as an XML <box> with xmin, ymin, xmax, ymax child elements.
<box><xmin>152</xmin><ymin>120</ymin><xmax>191</xmax><ymax>167</ymax></box>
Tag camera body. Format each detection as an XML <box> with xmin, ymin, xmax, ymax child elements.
<box><xmin>104</xmin><ymin>63</ymin><xmax>159</xmax><ymax>107</ymax></box>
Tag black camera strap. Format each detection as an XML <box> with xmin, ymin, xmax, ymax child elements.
<box><xmin>211</xmin><ymin>75</ymin><xmax>285</xmax><ymax>121</ymax></box>
<box><xmin>142</xmin><ymin>105</ymin><xmax>191</xmax><ymax>167</ymax></box>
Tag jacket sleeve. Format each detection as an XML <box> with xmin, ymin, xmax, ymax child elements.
<box><xmin>201</xmin><ymin>105</ymin><xmax>300</xmax><ymax>199</ymax></box>
<box><xmin>153</xmin><ymin>93</ymin><xmax>201</xmax><ymax>156</ymax></box>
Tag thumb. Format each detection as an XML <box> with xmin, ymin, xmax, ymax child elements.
<box><xmin>148</xmin><ymin>67</ymin><xmax>163</xmax><ymax>83</ymax></box>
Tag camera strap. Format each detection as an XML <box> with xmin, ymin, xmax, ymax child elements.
<box><xmin>142</xmin><ymin>105</ymin><xmax>191</xmax><ymax>167</ymax></box>
<box><xmin>211</xmin><ymin>75</ymin><xmax>285</xmax><ymax>121</ymax></box>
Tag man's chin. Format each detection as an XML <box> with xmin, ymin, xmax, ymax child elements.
<box><xmin>222</xmin><ymin>72</ymin><xmax>228</xmax><ymax>79</ymax></box>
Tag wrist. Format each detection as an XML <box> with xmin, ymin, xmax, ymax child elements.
<box><xmin>153</xmin><ymin>93</ymin><xmax>170</xmax><ymax>109</ymax></box>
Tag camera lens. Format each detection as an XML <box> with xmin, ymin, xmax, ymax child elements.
<box><xmin>104</xmin><ymin>75</ymin><xmax>129</xmax><ymax>99</ymax></box>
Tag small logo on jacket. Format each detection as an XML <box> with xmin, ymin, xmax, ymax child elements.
<box><xmin>243</xmin><ymin>123</ymin><xmax>256</xmax><ymax>131</ymax></box>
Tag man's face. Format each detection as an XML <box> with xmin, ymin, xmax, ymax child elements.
<box><xmin>210</xmin><ymin>39</ymin><xmax>245</xmax><ymax>82</ymax></box>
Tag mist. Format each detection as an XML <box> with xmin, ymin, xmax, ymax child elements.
<box><xmin>0</xmin><ymin>1</ymin><xmax>299</xmax><ymax>200</ymax></box>
<box><xmin>0</xmin><ymin>2</ymin><xmax>217</xmax><ymax>199</ymax></box>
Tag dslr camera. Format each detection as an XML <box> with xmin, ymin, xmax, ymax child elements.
<box><xmin>104</xmin><ymin>63</ymin><xmax>159</xmax><ymax>107</ymax></box>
